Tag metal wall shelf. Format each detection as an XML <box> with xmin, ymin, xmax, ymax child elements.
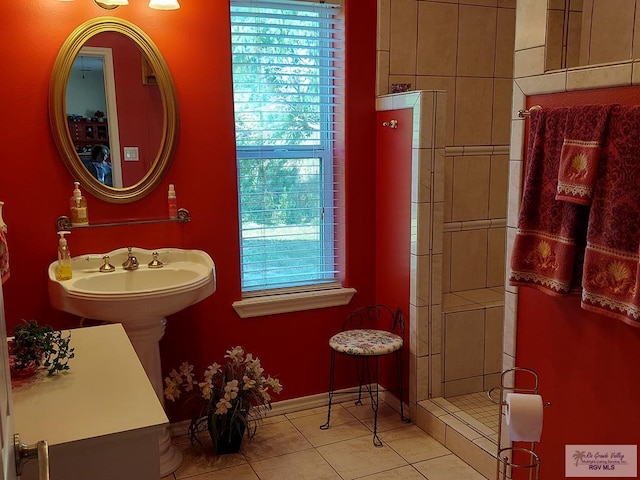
<box><xmin>56</xmin><ymin>208</ymin><xmax>190</xmax><ymax>231</ymax></box>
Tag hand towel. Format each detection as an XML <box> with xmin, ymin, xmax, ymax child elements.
<box><xmin>581</xmin><ymin>105</ymin><xmax>640</xmax><ymax>327</ymax></box>
<box><xmin>510</xmin><ymin>107</ymin><xmax>589</xmax><ymax>295</ymax></box>
<box><xmin>556</xmin><ymin>105</ymin><xmax>613</xmax><ymax>205</ymax></box>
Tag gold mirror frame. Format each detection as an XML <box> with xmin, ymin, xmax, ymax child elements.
<box><xmin>49</xmin><ymin>17</ymin><xmax>178</xmax><ymax>203</ymax></box>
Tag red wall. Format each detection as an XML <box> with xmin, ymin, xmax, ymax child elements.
<box><xmin>517</xmin><ymin>86</ymin><xmax>640</xmax><ymax>478</ymax></box>
<box><xmin>0</xmin><ymin>0</ymin><xmax>378</xmax><ymax>417</ymax></box>
<box><xmin>375</xmin><ymin>108</ymin><xmax>413</xmax><ymax>398</ymax></box>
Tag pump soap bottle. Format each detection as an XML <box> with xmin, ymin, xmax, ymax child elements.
<box><xmin>168</xmin><ymin>184</ymin><xmax>178</xmax><ymax>219</ymax></box>
<box><xmin>70</xmin><ymin>182</ymin><xmax>89</xmax><ymax>226</ymax></box>
<box><xmin>56</xmin><ymin>231</ymin><xmax>72</xmax><ymax>281</ymax></box>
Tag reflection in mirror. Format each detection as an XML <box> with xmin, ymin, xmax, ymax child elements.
<box><xmin>546</xmin><ymin>1</ymin><xmax>583</xmax><ymax>71</ymax></box>
<box><xmin>50</xmin><ymin>17</ymin><xmax>178</xmax><ymax>203</ymax></box>
<box><xmin>68</xmin><ymin>50</ymin><xmax>119</xmax><ymax>187</ymax></box>
<box><xmin>546</xmin><ymin>1</ymin><xmax>639</xmax><ymax>71</ymax></box>
<box><xmin>67</xmin><ymin>33</ymin><xmax>163</xmax><ymax>189</ymax></box>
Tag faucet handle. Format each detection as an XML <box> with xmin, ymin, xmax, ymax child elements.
<box><xmin>148</xmin><ymin>252</ymin><xmax>164</xmax><ymax>269</ymax></box>
<box><xmin>100</xmin><ymin>255</ymin><xmax>115</xmax><ymax>273</ymax></box>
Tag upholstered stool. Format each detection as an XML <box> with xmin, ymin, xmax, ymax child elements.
<box><xmin>320</xmin><ymin>305</ymin><xmax>409</xmax><ymax>446</ymax></box>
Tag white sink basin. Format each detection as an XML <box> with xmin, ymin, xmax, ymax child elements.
<box><xmin>48</xmin><ymin>247</ymin><xmax>216</xmax><ymax>323</ymax></box>
<box><xmin>48</xmin><ymin>246</ymin><xmax>215</xmax><ymax>475</ymax></box>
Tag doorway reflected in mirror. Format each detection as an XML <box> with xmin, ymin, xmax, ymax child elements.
<box><xmin>50</xmin><ymin>17</ymin><xmax>178</xmax><ymax>203</ymax></box>
<box><xmin>68</xmin><ymin>52</ymin><xmax>117</xmax><ymax>187</ymax></box>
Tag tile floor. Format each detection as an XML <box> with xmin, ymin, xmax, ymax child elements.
<box><xmin>445</xmin><ymin>392</ymin><xmax>499</xmax><ymax>435</ymax></box>
<box><xmin>163</xmin><ymin>400</ymin><xmax>488</xmax><ymax>480</ymax></box>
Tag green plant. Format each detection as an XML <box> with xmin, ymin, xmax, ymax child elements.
<box><xmin>10</xmin><ymin>320</ymin><xmax>75</xmax><ymax>376</ymax></box>
<box><xmin>164</xmin><ymin>346</ymin><xmax>283</xmax><ymax>452</ymax></box>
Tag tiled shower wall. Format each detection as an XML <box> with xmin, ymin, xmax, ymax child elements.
<box><xmin>377</xmin><ymin>0</ymin><xmax>516</xmax><ymax>398</ymax></box>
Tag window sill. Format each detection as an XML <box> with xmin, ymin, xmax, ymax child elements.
<box><xmin>232</xmin><ymin>285</ymin><xmax>357</xmax><ymax>318</ymax></box>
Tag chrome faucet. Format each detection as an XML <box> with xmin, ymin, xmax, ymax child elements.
<box><xmin>122</xmin><ymin>247</ymin><xmax>139</xmax><ymax>270</ymax></box>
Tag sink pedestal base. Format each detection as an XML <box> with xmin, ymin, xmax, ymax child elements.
<box><xmin>121</xmin><ymin>316</ymin><xmax>182</xmax><ymax>477</ymax></box>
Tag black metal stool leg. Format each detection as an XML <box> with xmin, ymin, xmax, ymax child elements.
<box><xmin>320</xmin><ymin>349</ymin><xmax>336</xmax><ymax>430</ymax></box>
<box><xmin>355</xmin><ymin>356</ymin><xmax>365</xmax><ymax>406</ymax></box>
<box><xmin>369</xmin><ymin>356</ymin><xmax>382</xmax><ymax>447</ymax></box>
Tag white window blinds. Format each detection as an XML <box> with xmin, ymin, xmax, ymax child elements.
<box><xmin>231</xmin><ymin>0</ymin><xmax>344</xmax><ymax>292</ymax></box>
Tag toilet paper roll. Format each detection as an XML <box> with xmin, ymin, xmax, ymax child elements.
<box><xmin>506</xmin><ymin>393</ymin><xmax>543</xmax><ymax>442</ymax></box>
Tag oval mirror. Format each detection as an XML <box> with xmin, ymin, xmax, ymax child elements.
<box><xmin>50</xmin><ymin>17</ymin><xmax>178</xmax><ymax>203</ymax></box>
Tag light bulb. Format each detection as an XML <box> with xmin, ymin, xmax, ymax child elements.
<box><xmin>149</xmin><ymin>0</ymin><xmax>180</xmax><ymax>10</ymax></box>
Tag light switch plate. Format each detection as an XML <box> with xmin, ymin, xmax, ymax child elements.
<box><xmin>124</xmin><ymin>147</ymin><xmax>139</xmax><ymax>161</ymax></box>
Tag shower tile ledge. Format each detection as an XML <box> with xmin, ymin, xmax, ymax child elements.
<box><xmin>416</xmin><ymin>400</ymin><xmax>497</xmax><ymax>480</ymax></box>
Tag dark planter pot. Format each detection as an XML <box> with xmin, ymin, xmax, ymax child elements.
<box><xmin>208</xmin><ymin>414</ymin><xmax>246</xmax><ymax>455</ymax></box>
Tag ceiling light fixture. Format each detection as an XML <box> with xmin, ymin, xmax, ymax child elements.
<box><xmin>62</xmin><ymin>0</ymin><xmax>180</xmax><ymax>10</ymax></box>
<box><xmin>97</xmin><ymin>0</ymin><xmax>129</xmax><ymax>5</ymax></box>
<box><xmin>148</xmin><ymin>0</ymin><xmax>180</xmax><ymax>10</ymax></box>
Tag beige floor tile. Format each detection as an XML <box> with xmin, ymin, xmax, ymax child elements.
<box><xmin>413</xmin><ymin>454</ymin><xmax>487</xmax><ymax>480</ymax></box>
<box><xmin>358</xmin><ymin>465</ymin><xmax>428</xmax><ymax>479</ymax></box>
<box><xmin>250</xmin><ymin>449</ymin><xmax>341</xmax><ymax>480</ymax></box>
<box><xmin>241</xmin><ymin>417</ymin><xmax>312</xmax><ymax>462</ymax></box>
<box><xmin>291</xmin><ymin>406</ymin><xmax>371</xmax><ymax>447</ymax></box>
<box><xmin>172</xmin><ymin>401</ymin><xmax>501</xmax><ymax>480</ymax></box>
<box><xmin>285</xmin><ymin>405</ymin><xmax>330</xmax><ymax>420</ymax></box>
<box><xmin>174</xmin><ymin>443</ymin><xmax>247</xmax><ymax>479</ymax></box>
<box><xmin>345</xmin><ymin>401</ymin><xmax>409</xmax><ymax>434</ymax></box>
<box><xmin>380</xmin><ymin>425</ymin><xmax>452</xmax><ymax>464</ymax></box>
<box><xmin>186</xmin><ymin>464</ymin><xmax>259</xmax><ymax>480</ymax></box>
<box><xmin>364</xmin><ymin>410</ymin><xmax>411</xmax><ymax>434</ymax></box>
<box><xmin>317</xmin><ymin>435</ymin><xmax>408</xmax><ymax>480</ymax></box>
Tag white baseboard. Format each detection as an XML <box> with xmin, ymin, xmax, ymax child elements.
<box><xmin>168</xmin><ymin>385</ymin><xmax>409</xmax><ymax>438</ymax></box>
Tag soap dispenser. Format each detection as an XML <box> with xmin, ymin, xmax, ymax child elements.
<box><xmin>70</xmin><ymin>182</ymin><xmax>89</xmax><ymax>226</ymax></box>
<box><xmin>56</xmin><ymin>231</ymin><xmax>72</xmax><ymax>281</ymax></box>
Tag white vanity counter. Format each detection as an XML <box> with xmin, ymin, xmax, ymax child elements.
<box><xmin>12</xmin><ymin>323</ymin><xmax>168</xmax><ymax>480</ymax></box>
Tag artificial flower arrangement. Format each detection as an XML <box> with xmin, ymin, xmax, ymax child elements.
<box><xmin>9</xmin><ymin>320</ymin><xmax>75</xmax><ymax>379</ymax></box>
<box><xmin>164</xmin><ymin>346</ymin><xmax>283</xmax><ymax>454</ymax></box>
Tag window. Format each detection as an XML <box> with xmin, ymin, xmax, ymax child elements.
<box><xmin>231</xmin><ymin>1</ymin><xmax>344</xmax><ymax>295</ymax></box>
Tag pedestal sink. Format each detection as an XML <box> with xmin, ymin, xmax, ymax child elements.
<box><xmin>48</xmin><ymin>247</ymin><xmax>216</xmax><ymax>476</ymax></box>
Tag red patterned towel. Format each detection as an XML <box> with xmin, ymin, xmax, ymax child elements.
<box><xmin>510</xmin><ymin>107</ymin><xmax>589</xmax><ymax>294</ymax></box>
<box><xmin>556</xmin><ymin>105</ymin><xmax>613</xmax><ymax>205</ymax></box>
<box><xmin>581</xmin><ymin>105</ymin><xmax>640</xmax><ymax>327</ymax></box>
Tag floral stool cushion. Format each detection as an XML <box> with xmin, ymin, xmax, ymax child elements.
<box><xmin>329</xmin><ymin>329</ymin><xmax>403</xmax><ymax>356</ymax></box>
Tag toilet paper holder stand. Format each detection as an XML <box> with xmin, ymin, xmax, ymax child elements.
<box><xmin>487</xmin><ymin>367</ymin><xmax>550</xmax><ymax>480</ymax></box>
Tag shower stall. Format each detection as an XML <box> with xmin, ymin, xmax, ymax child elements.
<box><xmin>376</xmin><ymin>90</ymin><xmax>504</xmax><ymax>478</ymax></box>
